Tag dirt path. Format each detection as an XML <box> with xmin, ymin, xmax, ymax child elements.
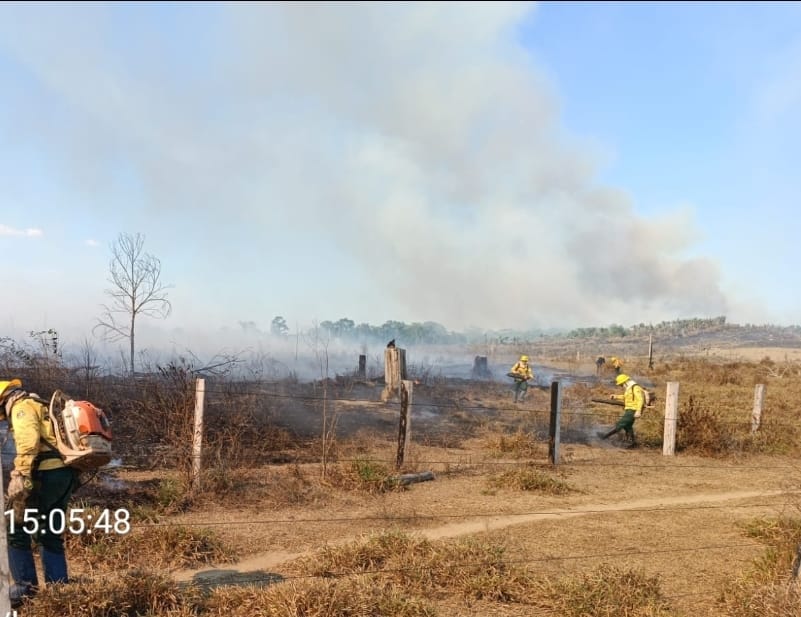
<box><xmin>173</xmin><ymin>488</ymin><xmax>785</xmax><ymax>584</ymax></box>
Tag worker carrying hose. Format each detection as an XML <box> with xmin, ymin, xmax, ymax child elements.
<box><xmin>507</xmin><ymin>355</ymin><xmax>534</xmax><ymax>403</ymax></box>
<box><xmin>597</xmin><ymin>373</ymin><xmax>646</xmax><ymax>447</ymax></box>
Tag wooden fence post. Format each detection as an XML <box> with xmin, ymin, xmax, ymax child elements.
<box><xmin>549</xmin><ymin>381</ymin><xmax>562</xmax><ymax>465</ymax></box>
<box><xmin>0</xmin><ymin>442</ymin><xmax>12</xmax><ymax>615</ymax></box>
<box><xmin>751</xmin><ymin>384</ymin><xmax>766</xmax><ymax>434</ymax></box>
<box><xmin>663</xmin><ymin>381</ymin><xmax>679</xmax><ymax>456</ymax></box>
<box><xmin>648</xmin><ymin>334</ymin><xmax>654</xmax><ymax>369</ymax></box>
<box><xmin>192</xmin><ymin>378</ymin><xmax>205</xmax><ymax>493</ymax></box>
<box><xmin>357</xmin><ymin>354</ymin><xmax>366</xmax><ymax>380</ymax></box>
<box><xmin>396</xmin><ymin>380</ymin><xmax>413</xmax><ymax>469</ymax></box>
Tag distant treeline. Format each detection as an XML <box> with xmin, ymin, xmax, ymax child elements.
<box><xmin>567</xmin><ymin>316</ymin><xmax>730</xmax><ymax>339</ymax></box>
<box><xmin>268</xmin><ymin>315</ymin><xmax>801</xmax><ymax>347</ymax></box>
<box><xmin>4</xmin><ymin>317</ymin><xmax>801</xmax><ymax>370</ymax></box>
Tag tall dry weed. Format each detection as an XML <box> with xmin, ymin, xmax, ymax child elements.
<box><xmin>291</xmin><ymin>530</ymin><xmax>536</xmax><ymax>603</ymax></box>
<box><xmin>544</xmin><ymin>564</ymin><xmax>675</xmax><ymax>616</ymax></box>
<box><xmin>203</xmin><ymin>577</ymin><xmax>437</xmax><ymax>617</ymax></box>
<box><xmin>676</xmin><ymin>395</ymin><xmax>734</xmax><ymax>456</ymax></box>
<box><xmin>67</xmin><ymin>523</ymin><xmax>236</xmax><ymax>572</ymax></box>
<box><xmin>485</xmin><ymin>428</ymin><xmax>543</xmax><ymax>459</ymax></box>
<box><xmin>487</xmin><ymin>464</ymin><xmax>574</xmax><ymax>494</ymax></box>
<box><xmin>716</xmin><ymin>515</ymin><xmax>801</xmax><ymax>616</ymax></box>
<box><xmin>22</xmin><ymin>570</ymin><xmax>202</xmax><ymax>617</ymax></box>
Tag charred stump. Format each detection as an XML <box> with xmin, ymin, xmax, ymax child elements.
<box><xmin>472</xmin><ymin>355</ymin><xmax>490</xmax><ymax>379</ymax></box>
<box><xmin>381</xmin><ymin>348</ymin><xmax>407</xmax><ymax>402</ymax></box>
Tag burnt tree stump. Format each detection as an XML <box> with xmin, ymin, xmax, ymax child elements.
<box><xmin>472</xmin><ymin>355</ymin><xmax>490</xmax><ymax>379</ymax></box>
<box><xmin>381</xmin><ymin>348</ymin><xmax>407</xmax><ymax>402</ymax></box>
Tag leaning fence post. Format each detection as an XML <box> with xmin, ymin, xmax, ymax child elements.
<box><xmin>663</xmin><ymin>382</ymin><xmax>679</xmax><ymax>456</ymax></box>
<box><xmin>751</xmin><ymin>384</ymin><xmax>766</xmax><ymax>434</ymax></box>
<box><xmin>549</xmin><ymin>381</ymin><xmax>562</xmax><ymax>465</ymax></box>
<box><xmin>192</xmin><ymin>377</ymin><xmax>205</xmax><ymax>493</ymax></box>
<box><xmin>396</xmin><ymin>380</ymin><xmax>413</xmax><ymax>470</ymax></box>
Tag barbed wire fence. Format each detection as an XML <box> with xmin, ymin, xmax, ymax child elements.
<box><xmin>1</xmin><ymin>362</ymin><xmax>798</xmax><ymax>608</ymax></box>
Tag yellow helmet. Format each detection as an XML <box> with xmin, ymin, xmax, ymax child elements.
<box><xmin>0</xmin><ymin>379</ymin><xmax>22</xmax><ymax>400</ymax></box>
<box><xmin>615</xmin><ymin>374</ymin><xmax>630</xmax><ymax>386</ymax></box>
<box><xmin>520</xmin><ymin>355</ymin><xmax>529</xmax><ymax>362</ymax></box>
<box><xmin>0</xmin><ymin>380</ymin><xmax>23</xmax><ymax>416</ymax></box>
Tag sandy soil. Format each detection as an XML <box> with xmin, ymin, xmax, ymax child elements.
<box><xmin>164</xmin><ymin>436</ymin><xmax>798</xmax><ymax>616</ymax></box>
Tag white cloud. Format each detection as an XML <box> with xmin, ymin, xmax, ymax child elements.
<box><xmin>85</xmin><ymin>239</ymin><xmax>99</xmax><ymax>247</ymax></box>
<box><xmin>0</xmin><ymin>225</ymin><xmax>43</xmax><ymax>238</ymax></box>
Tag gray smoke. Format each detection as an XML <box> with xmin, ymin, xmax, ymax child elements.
<box><xmin>0</xmin><ymin>2</ymin><xmax>729</xmax><ymax>334</ymax></box>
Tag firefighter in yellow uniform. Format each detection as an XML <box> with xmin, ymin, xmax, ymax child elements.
<box><xmin>597</xmin><ymin>374</ymin><xmax>645</xmax><ymax>447</ymax></box>
<box><xmin>0</xmin><ymin>379</ymin><xmax>79</xmax><ymax>608</ymax></box>
<box><xmin>508</xmin><ymin>355</ymin><xmax>534</xmax><ymax>403</ymax></box>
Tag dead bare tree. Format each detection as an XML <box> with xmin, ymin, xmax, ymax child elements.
<box><xmin>76</xmin><ymin>337</ymin><xmax>101</xmax><ymax>397</ymax></box>
<box><xmin>305</xmin><ymin>322</ymin><xmax>338</xmax><ymax>478</ymax></box>
<box><xmin>93</xmin><ymin>232</ymin><xmax>172</xmax><ymax>374</ymax></box>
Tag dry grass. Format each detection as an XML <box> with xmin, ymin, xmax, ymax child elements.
<box><xmin>323</xmin><ymin>459</ymin><xmax>408</xmax><ymax>494</ymax></box>
<box><xmin>203</xmin><ymin>578</ymin><xmax>438</xmax><ymax>617</ymax></box>
<box><xmin>716</xmin><ymin>582</ymin><xmax>801</xmax><ymax>617</ymax></box>
<box><xmin>713</xmin><ymin>514</ymin><xmax>801</xmax><ymax>616</ymax></box>
<box><xmin>638</xmin><ymin>357</ymin><xmax>801</xmax><ymax>458</ymax></box>
<box><xmin>32</xmin><ymin>509</ymin><xmax>801</xmax><ymax>617</ymax></box>
<box><xmin>288</xmin><ymin>530</ymin><xmax>537</xmax><ymax>602</ymax></box>
<box><xmin>543</xmin><ymin>564</ymin><xmax>675</xmax><ymax>617</ymax></box>
<box><xmin>676</xmin><ymin>395</ymin><xmax>735</xmax><ymax>455</ymax></box>
<box><xmin>283</xmin><ymin>531</ymin><xmax>680</xmax><ymax>614</ymax></box>
<box><xmin>30</xmin><ymin>532</ymin><xmax>681</xmax><ymax>616</ymax></box>
<box><xmin>22</xmin><ymin>570</ymin><xmax>202</xmax><ymax>617</ymax></box>
<box><xmin>16</xmin><ymin>353</ymin><xmax>801</xmax><ymax>615</ymax></box>
<box><xmin>487</xmin><ymin>464</ymin><xmax>574</xmax><ymax>494</ymax></box>
<box><xmin>484</xmin><ymin>428</ymin><xmax>546</xmax><ymax>459</ymax></box>
<box><xmin>67</xmin><ymin>520</ymin><xmax>236</xmax><ymax>573</ymax></box>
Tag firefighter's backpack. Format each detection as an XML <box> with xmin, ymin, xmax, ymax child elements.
<box><xmin>637</xmin><ymin>384</ymin><xmax>656</xmax><ymax>408</ymax></box>
<box><xmin>43</xmin><ymin>390</ymin><xmax>113</xmax><ymax>471</ymax></box>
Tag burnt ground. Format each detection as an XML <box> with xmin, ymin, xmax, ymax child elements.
<box><xmin>243</xmin><ymin>368</ymin><xmax>621</xmax><ymax>451</ymax></box>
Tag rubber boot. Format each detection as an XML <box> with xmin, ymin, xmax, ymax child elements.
<box><xmin>8</xmin><ymin>546</ymin><xmax>38</xmax><ymax>608</ymax></box>
<box><xmin>598</xmin><ymin>428</ymin><xmax>619</xmax><ymax>440</ymax></box>
<box><xmin>41</xmin><ymin>548</ymin><xmax>69</xmax><ymax>584</ymax></box>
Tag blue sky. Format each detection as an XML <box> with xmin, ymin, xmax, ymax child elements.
<box><xmin>1</xmin><ymin>1</ymin><xmax>799</xmax><ymax>355</ymax></box>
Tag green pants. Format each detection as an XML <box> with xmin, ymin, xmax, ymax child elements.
<box><xmin>614</xmin><ymin>409</ymin><xmax>636</xmax><ymax>439</ymax></box>
<box><xmin>513</xmin><ymin>379</ymin><xmax>528</xmax><ymax>401</ymax></box>
<box><xmin>9</xmin><ymin>467</ymin><xmax>79</xmax><ymax>554</ymax></box>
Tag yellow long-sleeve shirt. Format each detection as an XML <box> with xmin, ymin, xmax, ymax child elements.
<box><xmin>611</xmin><ymin>383</ymin><xmax>646</xmax><ymax>413</ymax></box>
<box><xmin>509</xmin><ymin>361</ymin><xmax>533</xmax><ymax>381</ymax></box>
<box><xmin>9</xmin><ymin>397</ymin><xmax>64</xmax><ymax>476</ymax></box>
